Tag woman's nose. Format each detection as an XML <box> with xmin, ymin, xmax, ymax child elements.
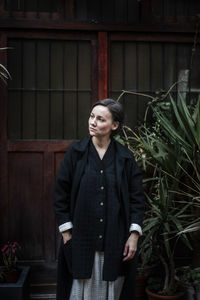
<box><xmin>91</xmin><ymin>118</ymin><xmax>96</xmax><ymax>126</ymax></box>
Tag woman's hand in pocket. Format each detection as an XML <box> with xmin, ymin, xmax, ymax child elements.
<box><xmin>62</xmin><ymin>230</ymin><xmax>72</xmax><ymax>244</ymax></box>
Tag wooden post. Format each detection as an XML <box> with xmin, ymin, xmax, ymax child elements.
<box><xmin>0</xmin><ymin>33</ymin><xmax>8</xmax><ymax>241</ymax></box>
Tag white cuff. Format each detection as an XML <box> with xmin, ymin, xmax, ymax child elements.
<box><xmin>59</xmin><ymin>222</ymin><xmax>73</xmax><ymax>233</ymax></box>
<box><xmin>129</xmin><ymin>223</ymin><xmax>142</xmax><ymax>236</ymax></box>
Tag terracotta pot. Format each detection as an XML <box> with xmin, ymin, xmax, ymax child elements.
<box><xmin>145</xmin><ymin>287</ymin><xmax>184</xmax><ymax>300</ymax></box>
<box><xmin>136</xmin><ymin>274</ymin><xmax>149</xmax><ymax>300</ymax></box>
<box><xmin>5</xmin><ymin>269</ymin><xmax>21</xmax><ymax>283</ymax></box>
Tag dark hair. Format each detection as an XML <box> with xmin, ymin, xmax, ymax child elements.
<box><xmin>91</xmin><ymin>98</ymin><xmax>124</xmax><ymax>135</ymax></box>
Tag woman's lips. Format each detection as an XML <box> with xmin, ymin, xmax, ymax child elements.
<box><xmin>89</xmin><ymin>127</ymin><xmax>96</xmax><ymax>131</ymax></box>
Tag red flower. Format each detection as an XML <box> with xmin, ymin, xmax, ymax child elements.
<box><xmin>1</xmin><ymin>244</ymin><xmax>8</xmax><ymax>252</ymax></box>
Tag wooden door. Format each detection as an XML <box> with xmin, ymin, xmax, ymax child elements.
<box><xmin>0</xmin><ymin>32</ymin><xmax>98</xmax><ymax>267</ymax></box>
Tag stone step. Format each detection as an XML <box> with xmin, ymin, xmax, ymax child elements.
<box><xmin>30</xmin><ymin>293</ymin><xmax>56</xmax><ymax>300</ymax></box>
<box><xmin>30</xmin><ymin>283</ymin><xmax>56</xmax><ymax>300</ymax></box>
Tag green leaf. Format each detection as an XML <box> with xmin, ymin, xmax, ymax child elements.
<box><xmin>196</xmin><ymin>98</ymin><xmax>200</xmax><ymax>149</ymax></box>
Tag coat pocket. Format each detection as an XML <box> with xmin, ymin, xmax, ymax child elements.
<box><xmin>62</xmin><ymin>239</ymin><xmax>72</xmax><ymax>273</ymax></box>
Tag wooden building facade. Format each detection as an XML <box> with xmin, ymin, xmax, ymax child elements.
<box><xmin>0</xmin><ymin>0</ymin><xmax>200</xmax><ymax>296</ymax></box>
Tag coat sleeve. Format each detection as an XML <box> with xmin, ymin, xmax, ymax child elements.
<box><xmin>53</xmin><ymin>147</ymin><xmax>74</xmax><ymax>227</ymax></box>
<box><xmin>128</xmin><ymin>158</ymin><xmax>145</xmax><ymax>227</ymax></box>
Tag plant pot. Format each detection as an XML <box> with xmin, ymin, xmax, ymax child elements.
<box><xmin>145</xmin><ymin>287</ymin><xmax>184</xmax><ymax>300</ymax></box>
<box><xmin>184</xmin><ymin>284</ymin><xmax>200</xmax><ymax>300</ymax></box>
<box><xmin>0</xmin><ymin>266</ymin><xmax>30</xmax><ymax>300</ymax></box>
<box><xmin>5</xmin><ymin>268</ymin><xmax>21</xmax><ymax>283</ymax></box>
<box><xmin>136</xmin><ymin>273</ymin><xmax>149</xmax><ymax>300</ymax></box>
<box><xmin>175</xmin><ymin>266</ymin><xmax>200</xmax><ymax>300</ymax></box>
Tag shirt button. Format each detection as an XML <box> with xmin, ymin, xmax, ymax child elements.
<box><xmin>100</xmin><ymin>218</ymin><xmax>103</xmax><ymax>222</ymax></box>
<box><xmin>100</xmin><ymin>170</ymin><xmax>103</xmax><ymax>174</ymax></box>
<box><xmin>99</xmin><ymin>235</ymin><xmax>103</xmax><ymax>239</ymax></box>
<box><xmin>100</xmin><ymin>202</ymin><xmax>104</xmax><ymax>206</ymax></box>
<box><xmin>101</xmin><ymin>186</ymin><xmax>104</xmax><ymax>190</ymax></box>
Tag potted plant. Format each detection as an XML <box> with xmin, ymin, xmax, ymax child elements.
<box><xmin>0</xmin><ymin>241</ymin><xmax>30</xmax><ymax>300</ymax></box>
<box><xmin>117</xmin><ymin>89</ymin><xmax>200</xmax><ymax>298</ymax></box>
<box><xmin>1</xmin><ymin>241</ymin><xmax>22</xmax><ymax>283</ymax></box>
<box><xmin>136</xmin><ymin>245</ymin><xmax>158</xmax><ymax>300</ymax></box>
<box><xmin>175</xmin><ymin>266</ymin><xmax>200</xmax><ymax>300</ymax></box>
<box><xmin>143</xmin><ymin>175</ymin><xmax>191</xmax><ymax>299</ymax></box>
<box><xmin>0</xmin><ymin>47</ymin><xmax>11</xmax><ymax>84</ymax></box>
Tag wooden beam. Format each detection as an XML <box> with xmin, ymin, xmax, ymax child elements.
<box><xmin>110</xmin><ymin>32</ymin><xmax>195</xmax><ymax>43</ymax></box>
<box><xmin>7</xmin><ymin>140</ymin><xmax>74</xmax><ymax>152</ymax></box>
<box><xmin>0</xmin><ymin>33</ymin><xmax>8</xmax><ymax>241</ymax></box>
<box><xmin>98</xmin><ymin>32</ymin><xmax>108</xmax><ymax>100</ymax></box>
<box><xmin>5</xmin><ymin>30</ymin><xmax>96</xmax><ymax>40</ymax></box>
<box><xmin>0</xmin><ymin>19</ymin><xmax>197</xmax><ymax>33</ymax></box>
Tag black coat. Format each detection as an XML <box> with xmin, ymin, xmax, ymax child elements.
<box><xmin>54</xmin><ymin>137</ymin><xmax>144</xmax><ymax>300</ymax></box>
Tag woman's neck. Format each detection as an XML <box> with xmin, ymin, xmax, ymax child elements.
<box><xmin>92</xmin><ymin>136</ymin><xmax>111</xmax><ymax>150</ymax></box>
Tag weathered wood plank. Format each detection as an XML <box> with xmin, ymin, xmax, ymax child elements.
<box><xmin>78</xmin><ymin>42</ymin><xmax>91</xmax><ymax>89</ymax></box>
<box><xmin>64</xmin><ymin>92</ymin><xmax>77</xmax><ymax>139</ymax></box>
<box><xmin>124</xmin><ymin>42</ymin><xmax>137</xmax><ymax>90</ymax></box>
<box><xmin>7</xmin><ymin>141</ymin><xmax>73</xmax><ymax>152</ymax></box>
<box><xmin>98</xmin><ymin>32</ymin><xmax>108</xmax><ymax>100</ymax></box>
<box><xmin>110</xmin><ymin>42</ymin><xmax>123</xmax><ymax>91</ymax></box>
<box><xmin>77</xmin><ymin>92</ymin><xmax>91</xmax><ymax>139</ymax></box>
<box><xmin>8</xmin><ymin>91</ymin><xmax>22</xmax><ymax>139</ymax></box>
<box><xmin>44</xmin><ymin>152</ymin><xmax>56</xmax><ymax>261</ymax></box>
<box><xmin>8</xmin><ymin>152</ymin><xmax>44</xmax><ymax>260</ymax></box>
<box><xmin>151</xmin><ymin>43</ymin><xmax>163</xmax><ymax>91</ymax></box>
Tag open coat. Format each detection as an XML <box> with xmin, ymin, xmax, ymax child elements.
<box><xmin>54</xmin><ymin>137</ymin><xmax>144</xmax><ymax>300</ymax></box>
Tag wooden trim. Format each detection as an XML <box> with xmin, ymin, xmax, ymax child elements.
<box><xmin>7</xmin><ymin>140</ymin><xmax>75</xmax><ymax>152</ymax></box>
<box><xmin>110</xmin><ymin>32</ymin><xmax>196</xmax><ymax>43</ymax></box>
<box><xmin>5</xmin><ymin>30</ymin><xmax>96</xmax><ymax>40</ymax></box>
<box><xmin>43</xmin><ymin>151</ymin><xmax>56</xmax><ymax>261</ymax></box>
<box><xmin>0</xmin><ymin>20</ymin><xmax>197</xmax><ymax>33</ymax></box>
<box><xmin>98</xmin><ymin>32</ymin><xmax>108</xmax><ymax>100</ymax></box>
<box><xmin>0</xmin><ymin>2</ymin><xmax>60</xmax><ymax>19</ymax></box>
<box><xmin>91</xmin><ymin>38</ymin><xmax>98</xmax><ymax>103</ymax></box>
<box><xmin>0</xmin><ymin>33</ymin><xmax>8</xmax><ymax>241</ymax></box>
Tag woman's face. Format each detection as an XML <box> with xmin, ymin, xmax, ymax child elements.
<box><xmin>88</xmin><ymin>105</ymin><xmax>119</xmax><ymax>138</ymax></box>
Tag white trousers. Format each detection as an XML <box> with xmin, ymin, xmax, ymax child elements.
<box><xmin>69</xmin><ymin>252</ymin><xmax>125</xmax><ymax>300</ymax></box>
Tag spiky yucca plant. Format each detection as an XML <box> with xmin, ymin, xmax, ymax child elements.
<box><xmin>0</xmin><ymin>48</ymin><xmax>11</xmax><ymax>84</ymax></box>
<box><xmin>118</xmin><ymin>91</ymin><xmax>200</xmax><ymax>295</ymax></box>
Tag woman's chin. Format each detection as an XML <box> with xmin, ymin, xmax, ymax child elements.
<box><xmin>89</xmin><ymin>130</ymin><xmax>96</xmax><ymax>136</ymax></box>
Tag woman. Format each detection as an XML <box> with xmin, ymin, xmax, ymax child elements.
<box><xmin>54</xmin><ymin>99</ymin><xmax>144</xmax><ymax>300</ymax></box>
